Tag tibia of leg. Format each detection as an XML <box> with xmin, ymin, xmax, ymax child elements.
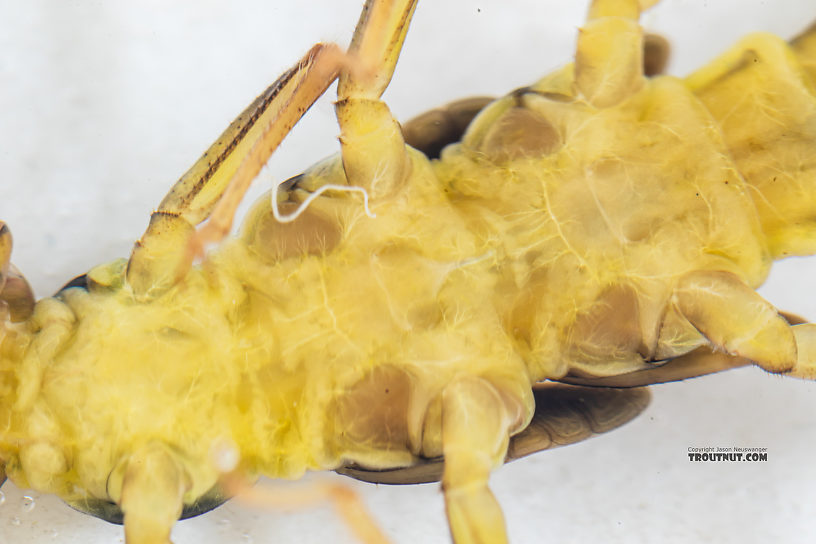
<box><xmin>339</xmin><ymin>0</ymin><xmax>418</xmax><ymax>101</ymax></box>
<box><xmin>441</xmin><ymin>377</ymin><xmax>522</xmax><ymax>544</ymax></box>
<box><xmin>789</xmin><ymin>324</ymin><xmax>816</xmax><ymax>379</ymax></box>
<box><xmin>118</xmin><ymin>445</ymin><xmax>189</xmax><ymax>544</ymax></box>
<box><xmin>673</xmin><ymin>270</ymin><xmax>796</xmax><ymax>373</ymax></box>
<box><xmin>129</xmin><ymin>42</ymin><xmax>349</xmax><ymax>298</ymax></box>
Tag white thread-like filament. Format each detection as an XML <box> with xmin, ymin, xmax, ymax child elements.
<box><xmin>271</xmin><ymin>181</ymin><xmax>376</xmax><ymax>223</ymax></box>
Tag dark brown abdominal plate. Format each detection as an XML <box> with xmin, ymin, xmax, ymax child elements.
<box><xmin>332</xmin><ymin>365</ymin><xmax>413</xmax><ymax>455</ymax></box>
<box><xmin>401</xmin><ymin>96</ymin><xmax>494</xmax><ymax>158</ymax></box>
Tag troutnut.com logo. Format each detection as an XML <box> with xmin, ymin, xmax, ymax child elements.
<box><xmin>687</xmin><ymin>447</ymin><xmax>768</xmax><ymax>462</ymax></box>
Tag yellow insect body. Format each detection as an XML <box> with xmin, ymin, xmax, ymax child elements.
<box><xmin>1</xmin><ymin>1</ymin><xmax>816</xmax><ymax>543</ymax></box>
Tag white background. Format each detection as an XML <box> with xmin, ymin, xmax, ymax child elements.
<box><xmin>1</xmin><ymin>0</ymin><xmax>816</xmax><ymax>542</ymax></box>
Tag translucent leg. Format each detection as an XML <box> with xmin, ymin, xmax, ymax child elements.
<box><xmin>575</xmin><ymin>0</ymin><xmax>646</xmax><ymax>107</ymax></box>
<box><xmin>672</xmin><ymin>270</ymin><xmax>797</xmax><ymax>373</ymax></box>
<box><xmin>563</xmin><ymin>268</ymin><xmax>816</xmax><ymax>390</ymax></box>
<box><xmin>117</xmin><ymin>445</ymin><xmax>188</xmax><ymax>544</ymax></box>
<box><xmin>127</xmin><ymin>0</ymin><xmax>420</xmax><ymax>298</ymax></box>
<box><xmin>335</xmin><ymin>0</ymin><xmax>417</xmax><ymax>199</ymax></box>
<box><xmin>441</xmin><ymin>377</ymin><xmax>525</xmax><ymax>544</ymax></box>
<box><xmin>790</xmin><ymin>324</ymin><xmax>816</xmax><ymax>379</ymax></box>
<box><xmin>127</xmin><ymin>43</ymin><xmax>351</xmax><ymax>297</ymax></box>
<box><xmin>221</xmin><ymin>473</ymin><xmax>391</xmax><ymax>544</ymax></box>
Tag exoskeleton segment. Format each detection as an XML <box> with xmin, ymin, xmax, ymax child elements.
<box><xmin>2</xmin><ymin>1</ymin><xmax>816</xmax><ymax>543</ymax></box>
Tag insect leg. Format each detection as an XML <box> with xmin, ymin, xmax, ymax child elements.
<box><xmin>335</xmin><ymin>0</ymin><xmax>417</xmax><ymax>199</ymax></box>
<box><xmin>670</xmin><ymin>270</ymin><xmax>798</xmax><ymax>374</ymax></box>
<box><xmin>127</xmin><ymin>43</ymin><xmax>351</xmax><ymax>297</ymax></box>
<box><xmin>0</xmin><ymin>222</ymin><xmax>34</xmax><ymax>322</ymax></box>
<box><xmin>664</xmin><ymin>278</ymin><xmax>816</xmax><ymax>381</ymax></box>
<box><xmin>564</xmin><ymin>307</ymin><xmax>814</xmax><ymax>387</ymax></box>
<box><xmin>400</xmin><ymin>22</ymin><xmax>669</xmax><ymax>160</ymax></box>
<box><xmin>220</xmin><ymin>474</ymin><xmax>390</xmax><ymax>544</ymax></box>
<box><xmin>575</xmin><ymin>0</ymin><xmax>650</xmax><ymax>107</ymax></box>
<box><xmin>440</xmin><ymin>377</ymin><xmax>526</xmax><ymax>544</ymax></box>
<box><xmin>116</xmin><ymin>444</ymin><xmax>189</xmax><ymax>544</ymax></box>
